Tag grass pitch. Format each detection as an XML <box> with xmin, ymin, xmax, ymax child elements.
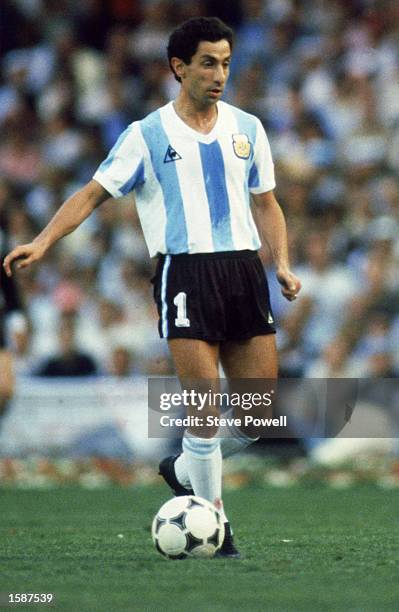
<box><xmin>1</xmin><ymin>484</ymin><xmax>398</xmax><ymax>611</ymax></box>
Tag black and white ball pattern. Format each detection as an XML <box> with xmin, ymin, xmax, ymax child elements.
<box><xmin>152</xmin><ymin>495</ymin><xmax>225</xmax><ymax>559</ymax></box>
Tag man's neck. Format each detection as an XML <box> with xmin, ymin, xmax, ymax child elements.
<box><xmin>173</xmin><ymin>93</ymin><xmax>218</xmax><ymax>135</ymax></box>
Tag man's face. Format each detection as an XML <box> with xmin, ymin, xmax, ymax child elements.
<box><xmin>176</xmin><ymin>39</ymin><xmax>231</xmax><ymax>106</ymax></box>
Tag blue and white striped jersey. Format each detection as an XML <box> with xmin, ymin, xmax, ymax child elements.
<box><xmin>93</xmin><ymin>101</ymin><xmax>275</xmax><ymax>257</ymax></box>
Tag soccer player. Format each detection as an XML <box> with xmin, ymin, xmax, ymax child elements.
<box><xmin>3</xmin><ymin>17</ymin><xmax>301</xmax><ymax>557</ymax></box>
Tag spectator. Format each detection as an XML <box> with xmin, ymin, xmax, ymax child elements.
<box><xmin>36</xmin><ymin>313</ymin><xmax>98</xmax><ymax>377</ymax></box>
<box><xmin>289</xmin><ymin>230</ymin><xmax>359</xmax><ymax>358</ymax></box>
<box><xmin>107</xmin><ymin>345</ymin><xmax>135</xmax><ymax>378</ymax></box>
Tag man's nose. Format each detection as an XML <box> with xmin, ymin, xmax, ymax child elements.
<box><xmin>214</xmin><ymin>64</ymin><xmax>225</xmax><ymax>84</ymax></box>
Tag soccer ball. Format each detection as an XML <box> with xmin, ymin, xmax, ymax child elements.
<box><xmin>151</xmin><ymin>495</ymin><xmax>225</xmax><ymax>559</ymax></box>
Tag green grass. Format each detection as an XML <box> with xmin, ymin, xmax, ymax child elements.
<box><xmin>1</xmin><ymin>484</ymin><xmax>398</xmax><ymax>611</ymax></box>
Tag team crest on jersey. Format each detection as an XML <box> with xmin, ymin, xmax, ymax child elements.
<box><xmin>232</xmin><ymin>133</ymin><xmax>251</xmax><ymax>159</ymax></box>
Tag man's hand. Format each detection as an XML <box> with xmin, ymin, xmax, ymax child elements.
<box><xmin>276</xmin><ymin>268</ymin><xmax>301</xmax><ymax>301</ymax></box>
<box><xmin>3</xmin><ymin>241</ymin><xmax>47</xmax><ymax>277</ymax></box>
<box><xmin>3</xmin><ymin>180</ymin><xmax>110</xmax><ymax>278</ymax></box>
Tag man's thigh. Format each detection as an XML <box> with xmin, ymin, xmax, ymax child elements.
<box><xmin>220</xmin><ymin>334</ymin><xmax>278</xmax><ymax>378</ymax></box>
<box><xmin>167</xmin><ymin>339</ymin><xmax>221</xmax><ymax>437</ymax></box>
<box><xmin>168</xmin><ymin>338</ymin><xmax>220</xmax><ymax>379</ymax></box>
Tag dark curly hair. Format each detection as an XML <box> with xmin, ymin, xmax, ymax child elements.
<box><xmin>167</xmin><ymin>17</ymin><xmax>234</xmax><ymax>83</ymax></box>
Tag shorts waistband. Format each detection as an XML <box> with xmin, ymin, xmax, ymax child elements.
<box><xmin>157</xmin><ymin>249</ymin><xmax>258</xmax><ymax>261</ymax></box>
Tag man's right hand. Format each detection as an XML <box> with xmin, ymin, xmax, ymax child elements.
<box><xmin>3</xmin><ymin>180</ymin><xmax>110</xmax><ymax>278</ymax></box>
<box><xmin>3</xmin><ymin>242</ymin><xmax>47</xmax><ymax>277</ymax></box>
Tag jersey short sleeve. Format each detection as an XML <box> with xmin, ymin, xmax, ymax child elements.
<box><xmin>248</xmin><ymin>118</ymin><xmax>276</xmax><ymax>195</ymax></box>
<box><xmin>93</xmin><ymin>122</ymin><xmax>146</xmax><ymax>198</ymax></box>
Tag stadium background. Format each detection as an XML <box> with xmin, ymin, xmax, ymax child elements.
<box><xmin>0</xmin><ymin>0</ymin><xmax>398</xmax><ymax>481</ymax></box>
<box><xmin>1</xmin><ymin>3</ymin><xmax>399</xmax><ymax>610</ymax></box>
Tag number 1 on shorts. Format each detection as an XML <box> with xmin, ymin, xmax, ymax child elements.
<box><xmin>174</xmin><ymin>292</ymin><xmax>190</xmax><ymax>327</ymax></box>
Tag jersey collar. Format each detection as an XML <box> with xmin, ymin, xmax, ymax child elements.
<box><xmin>167</xmin><ymin>101</ymin><xmax>222</xmax><ymax>144</ymax></box>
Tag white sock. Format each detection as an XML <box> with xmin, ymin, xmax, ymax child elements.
<box><xmin>182</xmin><ymin>432</ymin><xmax>227</xmax><ymax>521</ymax></box>
<box><xmin>219</xmin><ymin>407</ymin><xmax>259</xmax><ymax>458</ymax></box>
<box><xmin>175</xmin><ymin>407</ymin><xmax>259</xmax><ymax>486</ymax></box>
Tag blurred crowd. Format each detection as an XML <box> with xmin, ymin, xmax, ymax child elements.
<box><xmin>0</xmin><ymin>0</ymin><xmax>398</xmax><ymax>379</ymax></box>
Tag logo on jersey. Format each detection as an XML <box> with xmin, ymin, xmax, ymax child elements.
<box><xmin>164</xmin><ymin>145</ymin><xmax>182</xmax><ymax>163</ymax></box>
<box><xmin>232</xmin><ymin>133</ymin><xmax>251</xmax><ymax>159</ymax></box>
<box><xmin>268</xmin><ymin>312</ymin><xmax>274</xmax><ymax>324</ymax></box>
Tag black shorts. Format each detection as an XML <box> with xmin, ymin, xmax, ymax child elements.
<box><xmin>152</xmin><ymin>250</ymin><xmax>276</xmax><ymax>342</ymax></box>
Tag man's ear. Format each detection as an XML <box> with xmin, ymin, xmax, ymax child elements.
<box><xmin>170</xmin><ymin>57</ymin><xmax>186</xmax><ymax>80</ymax></box>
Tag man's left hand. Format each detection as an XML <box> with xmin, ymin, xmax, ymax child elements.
<box><xmin>276</xmin><ymin>269</ymin><xmax>301</xmax><ymax>301</ymax></box>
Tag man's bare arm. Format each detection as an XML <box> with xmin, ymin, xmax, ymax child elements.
<box><xmin>252</xmin><ymin>190</ymin><xmax>301</xmax><ymax>301</ymax></box>
<box><xmin>3</xmin><ymin>180</ymin><xmax>109</xmax><ymax>276</ymax></box>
